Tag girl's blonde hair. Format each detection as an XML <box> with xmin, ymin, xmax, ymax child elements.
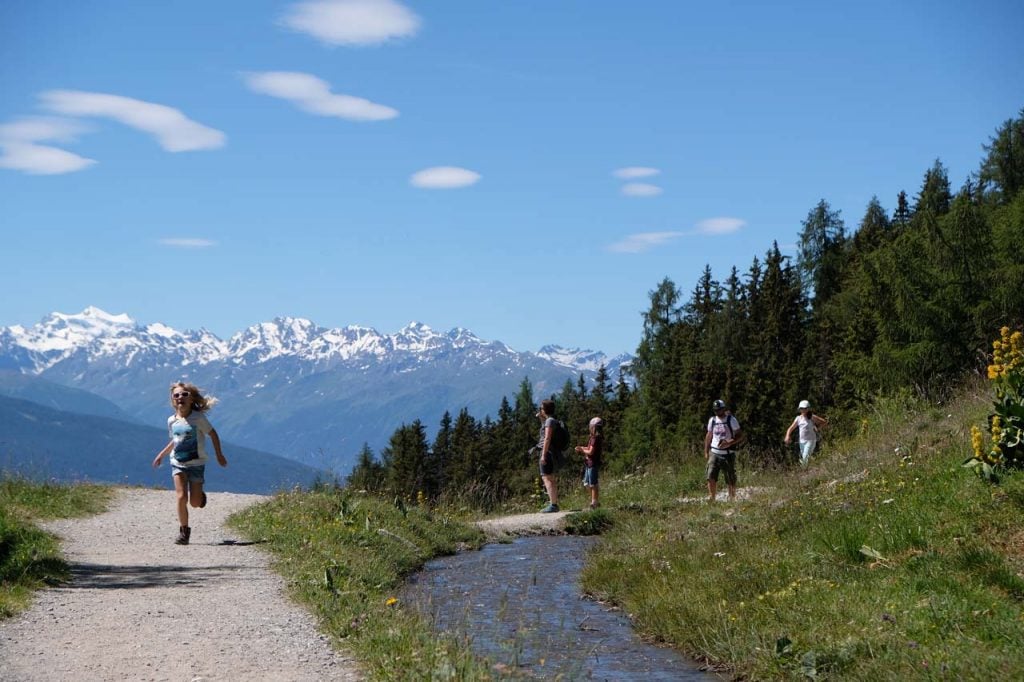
<box><xmin>169</xmin><ymin>381</ymin><xmax>218</xmax><ymax>412</ymax></box>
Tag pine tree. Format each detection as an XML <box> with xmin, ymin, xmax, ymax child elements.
<box><xmin>745</xmin><ymin>243</ymin><xmax>806</xmax><ymax>454</ymax></box>
<box><xmin>429</xmin><ymin>411</ymin><xmax>454</xmax><ymax>498</ymax></box>
<box><xmin>892</xmin><ymin>190</ymin><xmax>913</xmax><ymax>229</ymax></box>
<box><xmin>346</xmin><ymin>443</ymin><xmax>385</xmax><ymax>492</ymax></box>
<box><xmin>914</xmin><ymin>159</ymin><xmax>952</xmax><ymax>217</ymax></box>
<box><xmin>382</xmin><ymin>421</ymin><xmax>431</xmax><ymax>498</ymax></box>
<box><xmin>797</xmin><ymin>199</ymin><xmax>847</xmax><ymax>306</ymax></box>
<box><xmin>852</xmin><ymin>196</ymin><xmax>891</xmax><ymax>256</ymax></box>
<box><xmin>979</xmin><ymin>109</ymin><xmax>1024</xmax><ymax>204</ymax></box>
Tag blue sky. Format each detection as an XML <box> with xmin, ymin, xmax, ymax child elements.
<box><xmin>1</xmin><ymin>0</ymin><xmax>1021</xmax><ymax>356</ymax></box>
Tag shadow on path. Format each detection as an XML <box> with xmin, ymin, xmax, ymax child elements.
<box><xmin>64</xmin><ymin>562</ymin><xmax>258</xmax><ymax>590</ymax></box>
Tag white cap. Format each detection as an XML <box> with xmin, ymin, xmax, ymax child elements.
<box><xmin>798</xmin><ymin>400</ymin><xmax>811</xmax><ymax>410</ymax></box>
<box><xmin>589</xmin><ymin>417</ymin><xmax>603</xmax><ymax>428</ymax></box>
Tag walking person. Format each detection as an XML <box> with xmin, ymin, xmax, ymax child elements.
<box><xmin>152</xmin><ymin>382</ymin><xmax>227</xmax><ymax>545</ymax></box>
<box><xmin>536</xmin><ymin>399</ymin><xmax>563</xmax><ymax>513</ymax></box>
<box><xmin>575</xmin><ymin>417</ymin><xmax>604</xmax><ymax>509</ymax></box>
<box><xmin>784</xmin><ymin>399</ymin><xmax>828</xmax><ymax>467</ymax></box>
<box><xmin>704</xmin><ymin>399</ymin><xmax>744</xmax><ymax>502</ymax></box>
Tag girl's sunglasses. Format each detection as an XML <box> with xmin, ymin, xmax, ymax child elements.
<box><xmin>172</xmin><ymin>391</ymin><xmax>191</xmax><ymax>398</ymax></box>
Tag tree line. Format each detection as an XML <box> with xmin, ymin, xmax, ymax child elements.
<box><xmin>349</xmin><ymin>109</ymin><xmax>1024</xmax><ymax>502</ymax></box>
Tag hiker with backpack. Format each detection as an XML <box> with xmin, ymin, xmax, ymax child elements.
<box><xmin>784</xmin><ymin>399</ymin><xmax>828</xmax><ymax>467</ymax></box>
<box><xmin>704</xmin><ymin>399</ymin><xmax>745</xmax><ymax>502</ymax></box>
<box><xmin>535</xmin><ymin>399</ymin><xmax>568</xmax><ymax>513</ymax></box>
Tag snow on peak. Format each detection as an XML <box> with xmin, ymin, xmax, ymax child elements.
<box><xmin>1</xmin><ymin>307</ymin><xmax>629</xmax><ymax>377</ymax></box>
<box><xmin>536</xmin><ymin>345</ymin><xmax>609</xmax><ymax>372</ymax></box>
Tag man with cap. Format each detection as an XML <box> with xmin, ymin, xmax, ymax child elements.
<box><xmin>784</xmin><ymin>400</ymin><xmax>828</xmax><ymax>466</ymax></box>
<box><xmin>704</xmin><ymin>399</ymin><xmax>744</xmax><ymax>501</ymax></box>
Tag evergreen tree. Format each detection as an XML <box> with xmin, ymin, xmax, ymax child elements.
<box><xmin>346</xmin><ymin>442</ymin><xmax>385</xmax><ymax>492</ymax></box>
<box><xmin>913</xmin><ymin>159</ymin><xmax>952</xmax><ymax>217</ymax></box>
<box><xmin>979</xmin><ymin>109</ymin><xmax>1024</xmax><ymax>204</ymax></box>
<box><xmin>852</xmin><ymin>196</ymin><xmax>891</xmax><ymax>256</ymax></box>
<box><xmin>590</xmin><ymin>363</ymin><xmax>612</xmax><ymax>417</ymax></box>
<box><xmin>892</xmin><ymin>190</ymin><xmax>913</xmax><ymax>228</ymax></box>
<box><xmin>382</xmin><ymin>421</ymin><xmax>431</xmax><ymax>497</ymax></box>
<box><xmin>627</xmin><ymin>277</ymin><xmax>683</xmax><ymax>460</ymax></box>
<box><xmin>448</xmin><ymin>408</ymin><xmax>481</xmax><ymax>489</ymax></box>
<box><xmin>797</xmin><ymin>199</ymin><xmax>847</xmax><ymax>305</ymax></box>
<box><xmin>745</xmin><ymin>243</ymin><xmax>806</xmax><ymax>454</ymax></box>
<box><xmin>429</xmin><ymin>411</ymin><xmax>454</xmax><ymax>498</ymax></box>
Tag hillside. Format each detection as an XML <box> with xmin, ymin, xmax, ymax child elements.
<box><xmin>0</xmin><ymin>395</ymin><xmax>325</xmax><ymax>494</ymax></box>
<box><xmin>575</xmin><ymin>384</ymin><xmax>1024</xmax><ymax>678</ymax></box>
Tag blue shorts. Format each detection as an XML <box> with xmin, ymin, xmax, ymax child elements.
<box><xmin>171</xmin><ymin>463</ymin><xmax>206</xmax><ymax>483</ymax></box>
<box><xmin>583</xmin><ymin>465</ymin><xmax>599</xmax><ymax>487</ymax></box>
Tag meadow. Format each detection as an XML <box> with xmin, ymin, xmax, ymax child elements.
<box><xmin>4</xmin><ymin>379</ymin><xmax>1023</xmax><ymax>680</ymax></box>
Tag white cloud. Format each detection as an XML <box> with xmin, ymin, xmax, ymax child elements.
<box><xmin>243</xmin><ymin>71</ymin><xmax>398</xmax><ymax>121</ymax></box>
<box><xmin>282</xmin><ymin>0</ymin><xmax>421</xmax><ymax>47</ymax></box>
<box><xmin>0</xmin><ymin>117</ymin><xmax>96</xmax><ymax>175</ymax></box>
<box><xmin>39</xmin><ymin>90</ymin><xmax>225</xmax><ymax>152</ymax></box>
<box><xmin>607</xmin><ymin>218</ymin><xmax>747</xmax><ymax>254</ymax></box>
<box><xmin>613</xmin><ymin>166</ymin><xmax>660</xmax><ymax>179</ymax></box>
<box><xmin>621</xmin><ymin>182</ymin><xmax>663</xmax><ymax>197</ymax></box>
<box><xmin>694</xmin><ymin>217</ymin><xmax>746</xmax><ymax>235</ymax></box>
<box><xmin>607</xmin><ymin>231</ymin><xmax>684</xmax><ymax>254</ymax></box>
<box><xmin>158</xmin><ymin>238</ymin><xmax>217</xmax><ymax>248</ymax></box>
<box><xmin>410</xmin><ymin>166</ymin><xmax>481</xmax><ymax>189</ymax></box>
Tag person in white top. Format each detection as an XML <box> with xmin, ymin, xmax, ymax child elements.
<box><xmin>152</xmin><ymin>382</ymin><xmax>228</xmax><ymax>545</ymax></box>
<box><xmin>704</xmin><ymin>399</ymin><xmax>745</xmax><ymax>501</ymax></box>
<box><xmin>784</xmin><ymin>399</ymin><xmax>828</xmax><ymax>467</ymax></box>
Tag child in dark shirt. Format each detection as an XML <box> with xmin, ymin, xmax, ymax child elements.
<box><xmin>575</xmin><ymin>417</ymin><xmax>604</xmax><ymax>509</ymax></box>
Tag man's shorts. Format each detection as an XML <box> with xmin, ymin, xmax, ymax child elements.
<box><xmin>171</xmin><ymin>463</ymin><xmax>206</xmax><ymax>484</ymax></box>
<box><xmin>705</xmin><ymin>451</ymin><xmax>736</xmax><ymax>486</ymax></box>
<box><xmin>539</xmin><ymin>455</ymin><xmax>555</xmax><ymax>476</ymax></box>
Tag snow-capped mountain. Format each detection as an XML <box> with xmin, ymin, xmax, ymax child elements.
<box><xmin>0</xmin><ymin>308</ymin><xmax>631</xmax><ymax>473</ymax></box>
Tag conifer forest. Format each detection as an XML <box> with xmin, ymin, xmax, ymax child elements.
<box><xmin>349</xmin><ymin>110</ymin><xmax>1024</xmax><ymax>507</ymax></box>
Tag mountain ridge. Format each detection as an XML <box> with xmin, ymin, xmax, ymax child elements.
<box><xmin>1</xmin><ymin>308</ymin><xmax>632</xmax><ymax>474</ymax></box>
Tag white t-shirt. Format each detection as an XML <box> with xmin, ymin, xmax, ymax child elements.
<box><xmin>168</xmin><ymin>411</ymin><xmax>214</xmax><ymax>467</ymax></box>
<box><xmin>794</xmin><ymin>414</ymin><xmax>818</xmax><ymax>443</ymax></box>
<box><xmin>707</xmin><ymin>415</ymin><xmax>741</xmax><ymax>453</ymax></box>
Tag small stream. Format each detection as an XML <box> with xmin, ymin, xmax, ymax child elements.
<box><xmin>401</xmin><ymin>535</ymin><xmax>708</xmax><ymax>680</ymax></box>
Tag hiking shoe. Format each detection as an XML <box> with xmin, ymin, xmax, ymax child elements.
<box><xmin>589</xmin><ymin>502</ymin><xmax>599</xmax><ymax>510</ymax></box>
<box><xmin>175</xmin><ymin>526</ymin><xmax>191</xmax><ymax>545</ymax></box>
<box><xmin>199</xmin><ymin>491</ymin><xmax>207</xmax><ymax>508</ymax></box>
<box><xmin>540</xmin><ymin>503</ymin><xmax>559</xmax><ymax>513</ymax></box>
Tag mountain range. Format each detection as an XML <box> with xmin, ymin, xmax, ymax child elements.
<box><xmin>0</xmin><ymin>393</ymin><xmax>324</xmax><ymax>494</ymax></box>
<box><xmin>0</xmin><ymin>307</ymin><xmax>631</xmax><ymax>475</ymax></box>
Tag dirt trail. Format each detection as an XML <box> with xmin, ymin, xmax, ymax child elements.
<box><xmin>0</xmin><ymin>488</ymin><xmax>361</xmax><ymax>682</ymax></box>
<box><xmin>474</xmin><ymin>509</ymin><xmax>573</xmax><ymax>539</ymax></box>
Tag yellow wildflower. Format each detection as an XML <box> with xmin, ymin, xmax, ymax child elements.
<box><xmin>385</xmin><ymin>597</ymin><xmax>398</xmax><ymax>606</ymax></box>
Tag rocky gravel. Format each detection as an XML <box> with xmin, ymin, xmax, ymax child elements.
<box><xmin>0</xmin><ymin>488</ymin><xmax>362</xmax><ymax>681</ymax></box>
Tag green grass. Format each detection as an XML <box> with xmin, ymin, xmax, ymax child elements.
<box><xmin>580</xmin><ymin>384</ymin><xmax>1024</xmax><ymax>679</ymax></box>
<box><xmin>227</xmin><ymin>485</ymin><xmax>498</xmax><ymax>680</ymax></box>
<box><xmin>0</xmin><ymin>476</ymin><xmax>109</xmax><ymax>617</ymax></box>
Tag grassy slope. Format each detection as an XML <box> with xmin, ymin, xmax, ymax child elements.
<box><xmin>8</xmin><ymin>381</ymin><xmax>1022</xmax><ymax>680</ymax></box>
<box><xmin>0</xmin><ymin>478</ymin><xmax>109</xmax><ymax>617</ymax></box>
<box><xmin>227</xmin><ymin>488</ymin><xmax>497</xmax><ymax>680</ymax></box>
<box><xmin>582</xmin><ymin>383</ymin><xmax>1024</xmax><ymax>680</ymax></box>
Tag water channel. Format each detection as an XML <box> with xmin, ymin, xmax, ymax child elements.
<box><xmin>401</xmin><ymin>535</ymin><xmax>709</xmax><ymax>680</ymax></box>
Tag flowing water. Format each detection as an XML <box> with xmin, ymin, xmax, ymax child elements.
<box><xmin>401</xmin><ymin>535</ymin><xmax>709</xmax><ymax>680</ymax></box>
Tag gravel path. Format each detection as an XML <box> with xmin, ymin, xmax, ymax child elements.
<box><xmin>474</xmin><ymin>509</ymin><xmax>572</xmax><ymax>540</ymax></box>
<box><xmin>0</xmin><ymin>488</ymin><xmax>362</xmax><ymax>682</ymax></box>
